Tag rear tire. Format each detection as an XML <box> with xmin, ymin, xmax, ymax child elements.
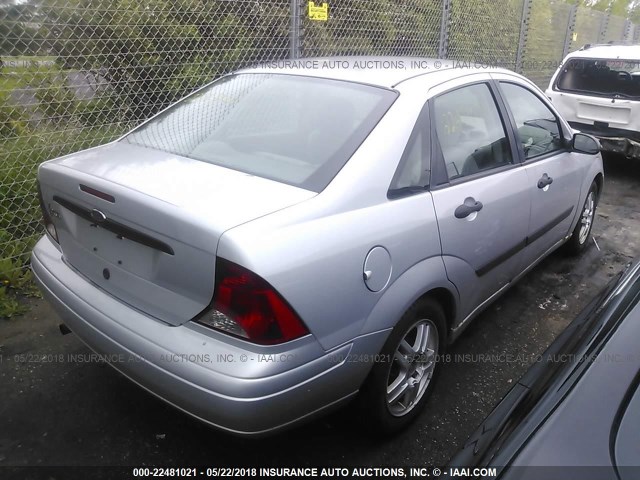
<box><xmin>564</xmin><ymin>181</ymin><xmax>598</xmax><ymax>256</ymax></box>
<box><xmin>356</xmin><ymin>298</ymin><xmax>446</xmax><ymax>435</ymax></box>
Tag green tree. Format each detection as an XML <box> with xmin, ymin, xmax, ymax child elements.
<box><xmin>39</xmin><ymin>0</ymin><xmax>290</xmax><ymax>120</ymax></box>
<box><xmin>0</xmin><ymin>2</ymin><xmax>44</xmax><ymax>56</ymax></box>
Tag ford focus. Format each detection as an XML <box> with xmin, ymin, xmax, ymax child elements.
<box><xmin>32</xmin><ymin>57</ymin><xmax>604</xmax><ymax>436</ymax></box>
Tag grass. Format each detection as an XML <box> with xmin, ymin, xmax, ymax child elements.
<box><xmin>0</xmin><ymin>286</ymin><xmax>28</xmax><ymax>318</ymax></box>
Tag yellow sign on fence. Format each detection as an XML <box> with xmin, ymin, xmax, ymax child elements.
<box><xmin>308</xmin><ymin>2</ymin><xmax>329</xmax><ymax>21</ymax></box>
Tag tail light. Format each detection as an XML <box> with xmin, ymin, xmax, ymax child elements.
<box><xmin>37</xmin><ymin>182</ymin><xmax>58</xmax><ymax>243</ymax></box>
<box><xmin>194</xmin><ymin>257</ymin><xmax>309</xmax><ymax>345</ymax></box>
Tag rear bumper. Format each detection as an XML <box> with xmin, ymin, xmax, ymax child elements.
<box><xmin>31</xmin><ymin>236</ymin><xmax>385</xmax><ymax>436</ymax></box>
<box><xmin>569</xmin><ymin>122</ymin><xmax>640</xmax><ymax>159</ymax></box>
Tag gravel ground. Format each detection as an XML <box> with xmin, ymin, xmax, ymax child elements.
<box><xmin>1</xmin><ymin>153</ymin><xmax>639</xmax><ymax>474</ymax></box>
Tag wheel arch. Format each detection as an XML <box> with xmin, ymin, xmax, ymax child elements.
<box><xmin>594</xmin><ymin>172</ymin><xmax>604</xmax><ymax>203</ymax></box>
<box><xmin>360</xmin><ymin>256</ymin><xmax>460</xmax><ymax>342</ymax></box>
<box><xmin>417</xmin><ymin>287</ymin><xmax>457</xmax><ymax>337</ymax></box>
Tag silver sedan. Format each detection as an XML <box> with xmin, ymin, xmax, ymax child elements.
<box><xmin>32</xmin><ymin>57</ymin><xmax>604</xmax><ymax>436</ymax></box>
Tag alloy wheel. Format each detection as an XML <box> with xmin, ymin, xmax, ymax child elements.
<box><xmin>578</xmin><ymin>191</ymin><xmax>596</xmax><ymax>245</ymax></box>
<box><xmin>386</xmin><ymin>319</ymin><xmax>439</xmax><ymax>417</ymax></box>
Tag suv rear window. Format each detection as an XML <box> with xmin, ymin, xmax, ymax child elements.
<box><xmin>556</xmin><ymin>58</ymin><xmax>640</xmax><ymax>100</ymax></box>
<box><xmin>122</xmin><ymin>73</ymin><xmax>397</xmax><ymax>192</ymax></box>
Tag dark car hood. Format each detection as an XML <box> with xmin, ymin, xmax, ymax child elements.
<box><xmin>449</xmin><ymin>261</ymin><xmax>640</xmax><ymax>480</ymax></box>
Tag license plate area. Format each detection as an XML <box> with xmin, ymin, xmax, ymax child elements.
<box><xmin>577</xmin><ymin>102</ymin><xmax>631</xmax><ymax>125</ymax></box>
<box><xmin>76</xmin><ymin>219</ymin><xmax>157</xmax><ymax>278</ymax></box>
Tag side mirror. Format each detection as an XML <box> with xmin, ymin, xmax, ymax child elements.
<box><xmin>572</xmin><ymin>133</ymin><xmax>600</xmax><ymax>155</ymax></box>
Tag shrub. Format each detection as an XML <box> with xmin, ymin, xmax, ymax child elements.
<box><xmin>34</xmin><ymin>75</ymin><xmax>78</xmax><ymax>123</ymax></box>
<box><xmin>0</xmin><ymin>89</ymin><xmax>29</xmax><ymax>138</ymax></box>
<box><xmin>75</xmin><ymin>96</ymin><xmax>118</xmax><ymax>128</ymax></box>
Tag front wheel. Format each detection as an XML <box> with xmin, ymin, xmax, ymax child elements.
<box><xmin>356</xmin><ymin>298</ymin><xmax>446</xmax><ymax>435</ymax></box>
<box><xmin>564</xmin><ymin>181</ymin><xmax>598</xmax><ymax>256</ymax></box>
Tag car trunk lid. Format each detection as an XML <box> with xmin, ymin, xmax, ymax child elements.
<box><xmin>38</xmin><ymin>142</ymin><xmax>316</xmax><ymax>326</ymax></box>
<box><xmin>576</xmin><ymin>98</ymin><xmax>633</xmax><ymax>126</ymax></box>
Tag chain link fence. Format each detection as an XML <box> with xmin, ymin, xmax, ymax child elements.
<box><xmin>0</xmin><ymin>0</ymin><xmax>638</xmax><ymax>278</ymax></box>
<box><xmin>522</xmin><ymin>0</ymin><xmax>573</xmax><ymax>87</ymax></box>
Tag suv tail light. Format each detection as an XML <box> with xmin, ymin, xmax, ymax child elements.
<box><xmin>194</xmin><ymin>257</ymin><xmax>309</xmax><ymax>345</ymax></box>
<box><xmin>37</xmin><ymin>182</ymin><xmax>58</xmax><ymax>243</ymax></box>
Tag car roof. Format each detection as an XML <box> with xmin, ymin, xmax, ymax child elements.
<box><xmin>237</xmin><ymin>56</ymin><xmax>517</xmax><ymax>89</ymax></box>
<box><xmin>567</xmin><ymin>44</ymin><xmax>640</xmax><ymax>61</ymax></box>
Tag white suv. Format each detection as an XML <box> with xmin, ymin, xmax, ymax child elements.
<box><xmin>546</xmin><ymin>44</ymin><xmax>640</xmax><ymax>159</ymax></box>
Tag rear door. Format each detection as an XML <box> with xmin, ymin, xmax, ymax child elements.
<box><xmin>495</xmin><ymin>78</ymin><xmax>584</xmax><ymax>267</ymax></box>
<box><xmin>429</xmin><ymin>79</ymin><xmax>531</xmax><ymax>324</ymax></box>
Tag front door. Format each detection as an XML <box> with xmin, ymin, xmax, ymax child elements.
<box><xmin>496</xmin><ymin>80</ymin><xmax>583</xmax><ymax>267</ymax></box>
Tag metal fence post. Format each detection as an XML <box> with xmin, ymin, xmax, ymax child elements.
<box><xmin>623</xmin><ymin>19</ymin><xmax>632</xmax><ymax>43</ymax></box>
<box><xmin>290</xmin><ymin>0</ymin><xmax>301</xmax><ymax>59</ymax></box>
<box><xmin>562</xmin><ymin>4</ymin><xmax>578</xmax><ymax>58</ymax></box>
<box><xmin>597</xmin><ymin>8</ymin><xmax>610</xmax><ymax>43</ymax></box>
<box><xmin>438</xmin><ymin>0</ymin><xmax>452</xmax><ymax>59</ymax></box>
<box><xmin>515</xmin><ymin>0</ymin><xmax>531</xmax><ymax>74</ymax></box>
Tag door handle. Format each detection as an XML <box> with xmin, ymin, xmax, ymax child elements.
<box><xmin>455</xmin><ymin>197</ymin><xmax>484</xmax><ymax>219</ymax></box>
<box><xmin>537</xmin><ymin>173</ymin><xmax>554</xmax><ymax>189</ymax></box>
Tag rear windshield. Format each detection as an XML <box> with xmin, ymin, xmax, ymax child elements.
<box><xmin>556</xmin><ymin>58</ymin><xmax>640</xmax><ymax>100</ymax></box>
<box><xmin>122</xmin><ymin>73</ymin><xmax>397</xmax><ymax>192</ymax></box>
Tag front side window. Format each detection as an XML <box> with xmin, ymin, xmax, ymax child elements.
<box><xmin>433</xmin><ymin>83</ymin><xmax>513</xmax><ymax>180</ymax></box>
<box><xmin>123</xmin><ymin>74</ymin><xmax>397</xmax><ymax>192</ymax></box>
<box><xmin>500</xmin><ymin>82</ymin><xmax>563</xmax><ymax>160</ymax></box>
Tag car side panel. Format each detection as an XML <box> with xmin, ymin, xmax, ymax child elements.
<box><xmin>218</xmin><ymin>191</ymin><xmax>443</xmax><ymax>351</ymax></box>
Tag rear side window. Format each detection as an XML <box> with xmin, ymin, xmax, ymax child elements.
<box><xmin>123</xmin><ymin>74</ymin><xmax>397</xmax><ymax>192</ymax></box>
<box><xmin>556</xmin><ymin>58</ymin><xmax>640</xmax><ymax>100</ymax></box>
<box><xmin>389</xmin><ymin>109</ymin><xmax>430</xmax><ymax>194</ymax></box>
<box><xmin>433</xmin><ymin>83</ymin><xmax>513</xmax><ymax>180</ymax></box>
<box><xmin>499</xmin><ymin>82</ymin><xmax>563</xmax><ymax>160</ymax></box>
